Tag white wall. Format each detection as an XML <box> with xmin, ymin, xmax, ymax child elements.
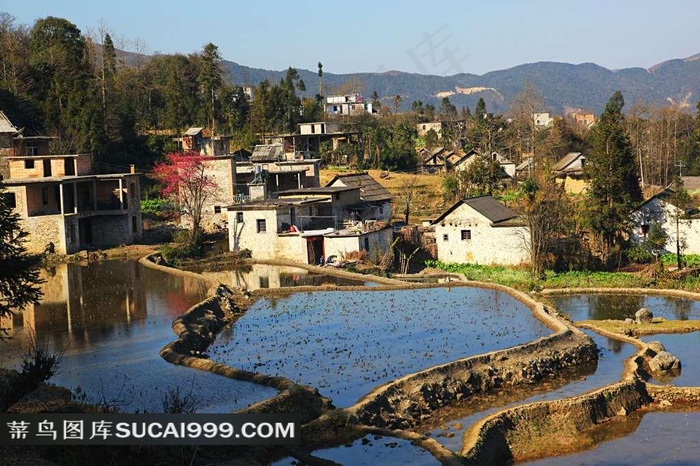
<box><xmin>631</xmin><ymin>198</ymin><xmax>700</xmax><ymax>255</ymax></box>
<box><xmin>435</xmin><ymin>203</ymin><xmax>529</xmax><ymax>265</ymax></box>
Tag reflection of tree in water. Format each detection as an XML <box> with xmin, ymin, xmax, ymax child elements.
<box><xmin>587</xmin><ymin>295</ymin><xmax>644</xmax><ymax>320</ymax></box>
<box><xmin>668</xmin><ymin>298</ymin><xmax>693</xmax><ymax>321</ymax></box>
<box><xmin>607</xmin><ymin>337</ymin><xmax>624</xmax><ymax>354</ymax></box>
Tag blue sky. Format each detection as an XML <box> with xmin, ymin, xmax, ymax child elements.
<box><xmin>5</xmin><ymin>0</ymin><xmax>699</xmax><ymax>76</ymax></box>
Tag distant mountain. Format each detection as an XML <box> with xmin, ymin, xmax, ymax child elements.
<box><xmin>222</xmin><ymin>54</ymin><xmax>700</xmax><ymax>115</ymax></box>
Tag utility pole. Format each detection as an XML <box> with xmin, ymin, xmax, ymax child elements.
<box><xmin>675</xmin><ymin>161</ymin><xmax>685</xmax><ymax>270</ymax></box>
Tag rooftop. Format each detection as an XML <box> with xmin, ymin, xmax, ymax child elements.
<box><xmin>325</xmin><ymin>172</ymin><xmax>394</xmax><ymax>202</ymax></box>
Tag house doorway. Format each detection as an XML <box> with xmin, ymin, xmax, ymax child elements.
<box><xmin>43</xmin><ymin>159</ymin><xmax>52</xmax><ymax>177</ymax></box>
<box><xmin>306</xmin><ymin>236</ymin><xmax>324</xmax><ymax>265</ymax></box>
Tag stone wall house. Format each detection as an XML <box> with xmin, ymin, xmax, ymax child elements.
<box><xmin>186</xmin><ymin>148</ymin><xmax>322</xmax><ymax>232</ymax></box>
<box><xmin>631</xmin><ymin>189</ymin><xmax>700</xmax><ymax>255</ymax></box>
<box><xmin>553</xmin><ymin>152</ymin><xmax>588</xmax><ymax>193</ymax></box>
<box><xmin>1</xmin><ymin>112</ymin><xmax>142</xmax><ymax>254</ymax></box>
<box><xmin>433</xmin><ymin>195</ymin><xmax>529</xmax><ymax>265</ymax></box>
<box><xmin>227</xmin><ymin>185</ymin><xmax>393</xmax><ymax>264</ymax></box>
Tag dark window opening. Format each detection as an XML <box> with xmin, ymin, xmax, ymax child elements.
<box><xmin>43</xmin><ymin>159</ymin><xmax>52</xmax><ymax>177</ymax></box>
<box><xmin>443</xmin><ymin>234</ymin><xmax>449</xmax><ymax>241</ymax></box>
<box><xmin>364</xmin><ymin>237</ymin><xmax>370</xmax><ymax>251</ymax></box>
<box><xmin>24</xmin><ymin>159</ymin><xmax>35</xmax><ymax>169</ymax></box>
<box><xmin>4</xmin><ymin>193</ymin><xmax>16</xmax><ymax>209</ymax></box>
<box><xmin>461</xmin><ymin>230</ymin><xmax>472</xmax><ymax>240</ymax></box>
<box><xmin>259</xmin><ymin>276</ymin><xmax>269</xmax><ymax>288</ymax></box>
<box><xmin>256</xmin><ymin>219</ymin><xmax>266</xmax><ymax>233</ymax></box>
<box><xmin>236</xmin><ymin>212</ymin><xmax>244</xmax><ymax>223</ymax></box>
<box><xmin>214</xmin><ymin>206</ymin><xmax>222</xmax><ymax>214</ymax></box>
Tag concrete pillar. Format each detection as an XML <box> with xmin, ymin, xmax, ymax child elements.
<box><xmin>59</xmin><ymin>183</ymin><xmax>64</xmax><ymax>214</ymax></box>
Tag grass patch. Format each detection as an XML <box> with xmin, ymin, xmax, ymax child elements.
<box><xmin>578</xmin><ymin>319</ymin><xmax>700</xmax><ymax>336</ymax></box>
<box><xmin>661</xmin><ymin>254</ymin><xmax>700</xmax><ymax>267</ymax></box>
<box><xmin>425</xmin><ymin>261</ymin><xmax>649</xmax><ymax>291</ymax></box>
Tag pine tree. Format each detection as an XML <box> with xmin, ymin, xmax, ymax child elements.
<box><xmin>585</xmin><ymin>91</ymin><xmax>641</xmax><ymax>263</ymax></box>
<box><xmin>0</xmin><ymin>185</ymin><xmax>42</xmax><ymax>324</ymax></box>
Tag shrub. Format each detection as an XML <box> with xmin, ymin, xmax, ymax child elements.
<box><xmin>160</xmin><ymin>229</ymin><xmax>203</xmax><ymax>265</ymax></box>
<box><xmin>162</xmin><ymin>386</ymin><xmax>197</xmax><ymax>414</ymax></box>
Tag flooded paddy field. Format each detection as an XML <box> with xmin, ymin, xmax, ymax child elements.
<box><xmin>549</xmin><ymin>293</ymin><xmax>700</xmax><ymax>321</ymax></box>
<box><xmin>208</xmin><ymin>286</ymin><xmax>550</xmax><ymax>407</ymax></box>
<box><xmin>642</xmin><ymin>332</ymin><xmax>700</xmax><ymax>387</ymax></box>
<box><xmin>419</xmin><ymin>329</ymin><xmax>637</xmax><ymax>452</ymax></box>
<box><xmin>524</xmin><ymin>410</ymin><xmax>700</xmax><ymax>465</ymax></box>
<box><xmin>0</xmin><ymin>261</ymin><xmax>276</xmax><ymax>413</ymax></box>
<box><xmin>199</xmin><ymin>264</ymin><xmax>379</xmax><ymax>291</ymax></box>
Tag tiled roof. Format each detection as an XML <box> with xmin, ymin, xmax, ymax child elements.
<box><xmin>0</xmin><ymin>111</ymin><xmax>18</xmax><ymax>134</ymax></box>
<box><xmin>325</xmin><ymin>172</ymin><xmax>393</xmax><ymax>202</ymax></box>
<box><xmin>433</xmin><ymin>195</ymin><xmax>519</xmax><ymax>225</ymax></box>
<box><xmin>250</xmin><ymin>144</ymin><xmax>285</xmax><ymax>162</ymax></box>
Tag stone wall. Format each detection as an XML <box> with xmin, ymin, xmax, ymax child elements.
<box><xmin>349</xmin><ymin>329</ymin><xmax>598</xmax><ymax>429</ymax></box>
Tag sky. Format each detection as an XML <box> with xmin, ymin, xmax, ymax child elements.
<box><xmin>5</xmin><ymin>0</ymin><xmax>700</xmax><ymax>76</ymax></box>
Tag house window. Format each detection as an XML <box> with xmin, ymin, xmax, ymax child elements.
<box><xmin>443</xmin><ymin>234</ymin><xmax>449</xmax><ymax>241</ymax></box>
<box><xmin>379</xmin><ymin>206</ymin><xmax>384</xmax><ymax>215</ymax></box>
<box><xmin>3</xmin><ymin>193</ymin><xmax>16</xmax><ymax>209</ymax></box>
<box><xmin>364</xmin><ymin>237</ymin><xmax>370</xmax><ymax>251</ymax></box>
<box><xmin>461</xmin><ymin>230</ymin><xmax>472</xmax><ymax>240</ymax></box>
<box><xmin>132</xmin><ymin>216</ymin><xmax>138</xmax><ymax>233</ymax></box>
<box><xmin>259</xmin><ymin>276</ymin><xmax>270</xmax><ymax>288</ymax></box>
<box><xmin>41</xmin><ymin>187</ymin><xmax>49</xmax><ymax>205</ymax></box>
<box><xmin>24</xmin><ymin>159</ymin><xmax>35</xmax><ymax>169</ymax></box>
<box><xmin>26</xmin><ymin>146</ymin><xmax>39</xmax><ymax>156</ymax></box>
<box><xmin>214</xmin><ymin>206</ymin><xmax>222</xmax><ymax>214</ymax></box>
<box><xmin>236</xmin><ymin>212</ymin><xmax>244</xmax><ymax>223</ymax></box>
<box><xmin>256</xmin><ymin>219</ymin><xmax>266</xmax><ymax>233</ymax></box>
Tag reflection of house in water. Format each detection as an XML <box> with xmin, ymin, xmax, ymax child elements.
<box><xmin>3</xmin><ymin>263</ymin><xmax>146</xmax><ymax>348</ymax></box>
<box><xmin>201</xmin><ymin>264</ymin><xmax>366</xmax><ymax>291</ymax></box>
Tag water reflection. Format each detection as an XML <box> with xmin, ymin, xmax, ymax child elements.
<box><xmin>642</xmin><ymin>333</ymin><xmax>700</xmax><ymax>387</ymax></box>
<box><xmin>550</xmin><ymin>294</ymin><xmax>700</xmax><ymax>321</ymax></box>
<box><xmin>0</xmin><ymin>261</ymin><xmax>276</xmax><ymax>413</ymax></box>
<box><xmin>524</xmin><ymin>411</ymin><xmax>700</xmax><ymax>465</ymax></box>
<box><xmin>200</xmin><ymin>263</ymin><xmax>376</xmax><ymax>290</ymax></box>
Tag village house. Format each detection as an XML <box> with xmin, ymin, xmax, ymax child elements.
<box><xmin>631</xmin><ymin>189</ymin><xmax>700</xmax><ymax>256</ymax></box>
<box><xmin>325</xmin><ymin>172</ymin><xmax>393</xmax><ymax>223</ymax></box>
<box><xmin>432</xmin><ymin>195</ymin><xmax>529</xmax><ymax>265</ymax></box>
<box><xmin>185</xmin><ymin>143</ymin><xmax>322</xmax><ymax>231</ymax></box>
<box><xmin>566</xmin><ymin>109</ymin><xmax>596</xmax><ymax>131</ymax></box>
<box><xmin>226</xmin><ymin>182</ymin><xmax>393</xmax><ymax>265</ymax></box>
<box><xmin>417</xmin><ymin>122</ymin><xmax>444</xmax><ymax>139</ymax></box>
<box><xmin>0</xmin><ymin>111</ymin><xmax>142</xmax><ymax>254</ymax></box>
<box><xmin>533</xmin><ymin>112</ymin><xmax>554</xmax><ymax>128</ymax></box>
<box><xmin>553</xmin><ymin>152</ymin><xmax>588</xmax><ymax>193</ymax></box>
<box><xmin>264</xmin><ymin>122</ymin><xmax>363</xmax><ymax>163</ymax></box>
<box><xmin>175</xmin><ymin>127</ymin><xmax>233</xmax><ymax>156</ymax></box>
<box><xmin>325</xmin><ymin>94</ymin><xmax>374</xmax><ymax>116</ymax></box>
